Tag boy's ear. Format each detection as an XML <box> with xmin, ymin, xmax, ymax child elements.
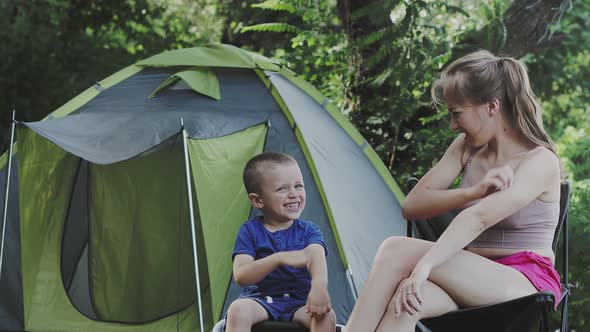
<box><xmin>248</xmin><ymin>192</ymin><xmax>264</xmax><ymax>209</ymax></box>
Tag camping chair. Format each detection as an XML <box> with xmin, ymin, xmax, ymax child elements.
<box><xmin>405</xmin><ymin>177</ymin><xmax>572</xmax><ymax>332</ymax></box>
<box><xmin>211</xmin><ymin>319</ymin><xmax>344</xmax><ymax>332</ymax></box>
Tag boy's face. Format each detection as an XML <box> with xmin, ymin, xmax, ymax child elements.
<box><xmin>249</xmin><ymin>162</ymin><xmax>306</xmax><ymax>225</ymax></box>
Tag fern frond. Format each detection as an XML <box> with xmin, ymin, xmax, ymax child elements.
<box><xmin>252</xmin><ymin>0</ymin><xmax>296</xmax><ymax>14</ymax></box>
<box><xmin>241</xmin><ymin>23</ymin><xmax>301</xmax><ymax>34</ymax></box>
<box><xmin>371</xmin><ymin>68</ymin><xmax>394</xmax><ymax>86</ymax></box>
<box><xmin>366</xmin><ymin>44</ymin><xmax>394</xmax><ymax>68</ymax></box>
<box><xmin>357</xmin><ymin>28</ymin><xmax>387</xmax><ymax>48</ymax></box>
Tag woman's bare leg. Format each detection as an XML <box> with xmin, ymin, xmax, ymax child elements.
<box><xmin>375</xmin><ymin>280</ymin><xmax>458</xmax><ymax>332</ymax></box>
<box><xmin>345</xmin><ymin>236</ymin><xmax>538</xmax><ymax>332</ymax></box>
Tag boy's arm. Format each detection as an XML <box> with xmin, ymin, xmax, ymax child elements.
<box><xmin>233</xmin><ymin>251</ymin><xmax>308</xmax><ymax>287</ymax></box>
<box><xmin>305</xmin><ymin>244</ymin><xmax>331</xmax><ymax>318</ymax></box>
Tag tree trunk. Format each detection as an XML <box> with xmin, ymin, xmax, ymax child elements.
<box><xmin>502</xmin><ymin>0</ymin><xmax>569</xmax><ymax>58</ymax></box>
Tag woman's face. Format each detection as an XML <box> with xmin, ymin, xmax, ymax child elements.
<box><xmin>447</xmin><ymin>102</ymin><xmax>492</xmax><ymax>147</ymax></box>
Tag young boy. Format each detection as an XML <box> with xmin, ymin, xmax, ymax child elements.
<box><xmin>225</xmin><ymin>152</ymin><xmax>336</xmax><ymax>332</ymax></box>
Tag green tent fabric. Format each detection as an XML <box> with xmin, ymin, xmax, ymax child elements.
<box><xmin>16</xmin><ymin>129</ymin><xmax>200</xmax><ymax>332</ymax></box>
<box><xmin>0</xmin><ymin>44</ymin><xmax>407</xmax><ymax>332</ymax></box>
<box><xmin>188</xmin><ymin>124</ymin><xmax>268</xmax><ymax>321</ymax></box>
<box><xmin>89</xmin><ymin>142</ymin><xmax>195</xmax><ymax>322</ymax></box>
<box><xmin>149</xmin><ymin>68</ymin><xmax>221</xmax><ymax>100</ymax></box>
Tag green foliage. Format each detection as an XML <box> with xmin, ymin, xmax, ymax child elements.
<box><xmin>225</xmin><ymin>0</ymin><xmax>348</xmax><ymax>111</ymax></box>
<box><xmin>240</xmin><ymin>22</ymin><xmax>301</xmax><ymax>33</ymax></box>
<box><xmin>251</xmin><ymin>0</ymin><xmax>296</xmax><ymax>13</ymax></box>
<box><xmin>346</xmin><ymin>1</ymin><xmax>503</xmax><ymax>180</ymax></box>
<box><xmin>523</xmin><ymin>1</ymin><xmax>590</xmax><ymax>328</ymax></box>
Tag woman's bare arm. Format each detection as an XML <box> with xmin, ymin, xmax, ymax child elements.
<box><xmin>416</xmin><ymin>149</ymin><xmax>560</xmax><ymax>271</ymax></box>
<box><xmin>402</xmin><ymin>134</ymin><xmax>480</xmax><ymax>220</ymax></box>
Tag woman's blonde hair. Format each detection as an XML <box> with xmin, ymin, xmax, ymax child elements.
<box><xmin>431</xmin><ymin>50</ymin><xmax>561</xmax><ymax>174</ymax></box>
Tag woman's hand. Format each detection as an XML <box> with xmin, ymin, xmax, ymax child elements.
<box><xmin>471</xmin><ymin>165</ymin><xmax>514</xmax><ymax>200</ymax></box>
<box><xmin>393</xmin><ymin>263</ymin><xmax>431</xmax><ymax>317</ymax></box>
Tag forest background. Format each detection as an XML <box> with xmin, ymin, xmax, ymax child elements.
<box><xmin>0</xmin><ymin>0</ymin><xmax>588</xmax><ymax>330</ymax></box>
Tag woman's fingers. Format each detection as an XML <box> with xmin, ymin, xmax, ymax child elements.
<box><xmin>480</xmin><ymin>165</ymin><xmax>515</xmax><ymax>194</ymax></box>
<box><xmin>414</xmin><ymin>286</ymin><xmax>424</xmax><ymax>307</ymax></box>
<box><xmin>394</xmin><ymin>278</ymin><xmax>426</xmax><ymax>318</ymax></box>
<box><xmin>400</xmin><ymin>284</ymin><xmax>422</xmax><ymax>317</ymax></box>
<box><xmin>405</xmin><ymin>295</ymin><xmax>421</xmax><ymax>316</ymax></box>
<box><xmin>393</xmin><ymin>287</ymin><xmax>402</xmax><ymax>317</ymax></box>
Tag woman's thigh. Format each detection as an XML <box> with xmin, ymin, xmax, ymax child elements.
<box><xmin>387</xmin><ymin>237</ymin><xmax>538</xmax><ymax>307</ymax></box>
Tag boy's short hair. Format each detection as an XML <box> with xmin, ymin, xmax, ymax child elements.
<box><xmin>243</xmin><ymin>152</ymin><xmax>298</xmax><ymax>194</ymax></box>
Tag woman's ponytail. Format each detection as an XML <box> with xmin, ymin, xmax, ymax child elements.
<box><xmin>500</xmin><ymin>58</ymin><xmax>563</xmax><ymax>178</ymax></box>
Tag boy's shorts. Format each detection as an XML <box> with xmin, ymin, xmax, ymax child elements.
<box><xmin>243</xmin><ymin>293</ymin><xmax>307</xmax><ymax>321</ymax></box>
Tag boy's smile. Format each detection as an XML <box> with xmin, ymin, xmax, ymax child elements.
<box><xmin>250</xmin><ymin>162</ymin><xmax>306</xmax><ymax>228</ymax></box>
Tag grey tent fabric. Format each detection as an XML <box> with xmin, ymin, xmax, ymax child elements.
<box><xmin>74</xmin><ymin>68</ymin><xmax>276</xmax><ymax>115</ymax></box>
<box><xmin>62</xmin><ymin>160</ymin><xmax>89</xmax><ymax>290</ymax></box>
<box><xmin>24</xmin><ymin>68</ymin><xmax>278</xmax><ymax>164</ymax></box>
<box><xmin>24</xmin><ymin>111</ymin><xmax>270</xmax><ymax>164</ymax></box>
<box><xmin>268</xmin><ymin>72</ymin><xmax>406</xmax><ymax>292</ymax></box>
<box><xmin>68</xmin><ymin>245</ymin><xmax>98</xmax><ymax>320</ymax></box>
<box><xmin>62</xmin><ymin>160</ymin><xmax>98</xmax><ymax>319</ymax></box>
<box><xmin>0</xmin><ymin>157</ymin><xmax>24</xmax><ymax>331</ymax></box>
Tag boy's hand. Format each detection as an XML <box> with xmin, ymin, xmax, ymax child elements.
<box><xmin>278</xmin><ymin>250</ymin><xmax>308</xmax><ymax>268</ymax></box>
<box><xmin>306</xmin><ymin>280</ymin><xmax>331</xmax><ymax>318</ymax></box>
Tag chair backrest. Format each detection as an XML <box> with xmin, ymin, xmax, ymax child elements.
<box><xmin>552</xmin><ymin>181</ymin><xmax>570</xmax><ymax>252</ymax></box>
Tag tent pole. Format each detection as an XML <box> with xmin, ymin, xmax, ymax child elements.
<box><xmin>0</xmin><ymin>110</ymin><xmax>16</xmax><ymax>280</ymax></box>
<box><xmin>346</xmin><ymin>265</ymin><xmax>358</xmax><ymax>300</ymax></box>
<box><xmin>181</xmin><ymin>118</ymin><xmax>205</xmax><ymax>331</ymax></box>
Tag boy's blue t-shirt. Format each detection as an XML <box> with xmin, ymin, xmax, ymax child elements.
<box><xmin>232</xmin><ymin>218</ymin><xmax>327</xmax><ymax>299</ymax></box>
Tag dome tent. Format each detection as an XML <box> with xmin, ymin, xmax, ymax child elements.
<box><xmin>0</xmin><ymin>44</ymin><xmax>406</xmax><ymax>331</ymax></box>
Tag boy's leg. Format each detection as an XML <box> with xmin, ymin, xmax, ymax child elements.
<box><xmin>292</xmin><ymin>307</ymin><xmax>336</xmax><ymax>332</ymax></box>
<box><xmin>226</xmin><ymin>298</ymin><xmax>270</xmax><ymax>332</ymax></box>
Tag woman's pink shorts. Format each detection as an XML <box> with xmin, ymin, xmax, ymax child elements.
<box><xmin>493</xmin><ymin>251</ymin><xmax>561</xmax><ymax>308</ymax></box>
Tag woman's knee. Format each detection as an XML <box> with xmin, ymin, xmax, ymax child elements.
<box><xmin>376</xmin><ymin>236</ymin><xmax>421</xmax><ymax>262</ymax></box>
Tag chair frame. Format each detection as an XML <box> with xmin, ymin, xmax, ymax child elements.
<box><xmin>405</xmin><ymin>177</ymin><xmax>572</xmax><ymax>332</ymax></box>
<box><xmin>211</xmin><ymin>319</ymin><xmax>343</xmax><ymax>332</ymax></box>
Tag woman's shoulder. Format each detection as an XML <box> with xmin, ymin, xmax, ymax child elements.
<box><xmin>516</xmin><ymin>146</ymin><xmax>561</xmax><ymax>200</ymax></box>
<box><xmin>519</xmin><ymin>146</ymin><xmax>560</xmax><ymax>171</ymax></box>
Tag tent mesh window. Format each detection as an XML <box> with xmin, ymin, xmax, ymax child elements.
<box><xmin>61</xmin><ymin>142</ymin><xmax>197</xmax><ymax>323</ymax></box>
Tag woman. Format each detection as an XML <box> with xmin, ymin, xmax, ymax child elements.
<box><xmin>345</xmin><ymin>50</ymin><xmax>563</xmax><ymax>332</ymax></box>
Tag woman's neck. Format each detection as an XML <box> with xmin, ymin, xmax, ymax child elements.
<box><xmin>484</xmin><ymin>124</ymin><xmax>532</xmax><ymax>165</ymax></box>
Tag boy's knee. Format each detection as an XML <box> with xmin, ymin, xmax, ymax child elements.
<box><xmin>316</xmin><ymin>309</ymin><xmax>336</xmax><ymax>325</ymax></box>
<box><xmin>326</xmin><ymin>308</ymin><xmax>336</xmax><ymax>324</ymax></box>
<box><xmin>226</xmin><ymin>300</ymin><xmax>260</xmax><ymax>324</ymax></box>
